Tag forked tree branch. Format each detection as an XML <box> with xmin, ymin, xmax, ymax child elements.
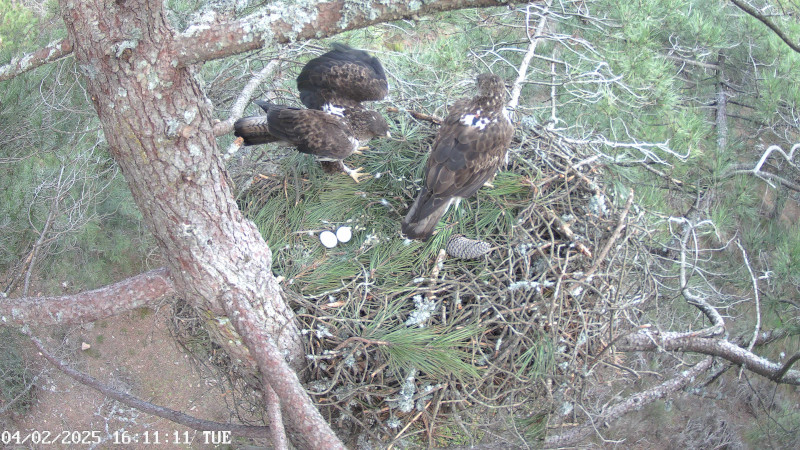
<box><xmin>614</xmin><ymin>331</ymin><xmax>800</xmax><ymax>384</ymax></box>
<box><xmin>722</xmin><ymin>143</ymin><xmax>800</xmax><ymax>192</ymax></box>
<box><xmin>222</xmin><ymin>290</ymin><xmax>346</xmax><ymax>449</ymax></box>
<box><xmin>545</xmin><ymin>357</ymin><xmax>714</xmax><ymax>447</ymax></box>
<box><xmin>174</xmin><ymin>0</ymin><xmax>511</xmax><ymax>67</ymax></box>
<box><xmin>1</xmin><ymin>0</ymin><xmax>511</xmax><ymax>82</ymax></box>
<box><xmin>508</xmin><ymin>0</ymin><xmax>552</xmax><ymax>110</ymax></box>
<box><xmin>0</xmin><ymin>268</ymin><xmax>174</xmax><ymax>326</ymax></box>
<box><xmin>27</xmin><ymin>332</ymin><xmax>270</xmax><ymax>439</ymax></box>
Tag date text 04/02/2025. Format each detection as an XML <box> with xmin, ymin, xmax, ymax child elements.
<box><xmin>1</xmin><ymin>430</ymin><xmax>232</xmax><ymax>445</ymax></box>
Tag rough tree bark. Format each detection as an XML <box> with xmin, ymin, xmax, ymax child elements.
<box><xmin>30</xmin><ymin>0</ymin><xmax>509</xmax><ymax>447</ymax></box>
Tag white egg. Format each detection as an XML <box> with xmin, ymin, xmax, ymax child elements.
<box><xmin>335</xmin><ymin>226</ymin><xmax>352</xmax><ymax>243</ymax></box>
<box><xmin>319</xmin><ymin>230</ymin><xmax>338</xmax><ymax>248</ymax></box>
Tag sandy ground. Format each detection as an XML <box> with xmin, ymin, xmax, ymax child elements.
<box><xmin>11</xmin><ymin>305</ymin><xmax>265</xmax><ymax>449</ymax></box>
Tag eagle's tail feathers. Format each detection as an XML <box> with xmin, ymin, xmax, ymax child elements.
<box><xmin>401</xmin><ymin>189</ymin><xmax>454</xmax><ymax>241</ymax></box>
<box><xmin>233</xmin><ymin>116</ymin><xmax>277</xmax><ymax>146</ymax></box>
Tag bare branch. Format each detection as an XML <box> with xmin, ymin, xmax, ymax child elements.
<box><xmin>730</xmin><ymin>0</ymin><xmax>800</xmax><ymax>54</ymax></box>
<box><xmin>26</xmin><ymin>332</ymin><xmax>270</xmax><ymax>438</ymax></box>
<box><xmin>580</xmin><ymin>188</ymin><xmax>634</xmax><ymax>281</ymax></box>
<box><xmin>213</xmin><ymin>59</ymin><xmax>282</xmax><ymax>139</ymax></box>
<box><xmin>672</xmin><ymin>217</ymin><xmax>726</xmax><ymax>335</ymax></box>
<box><xmin>22</xmin><ymin>189</ymin><xmax>60</xmax><ymax>297</ymax></box>
<box><xmin>173</xmin><ymin>0</ymin><xmax>511</xmax><ymax>67</ymax></box>
<box><xmin>615</xmin><ymin>331</ymin><xmax>800</xmax><ymax>384</ymax></box>
<box><xmin>545</xmin><ymin>357</ymin><xmax>714</xmax><ymax>448</ymax></box>
<box><xmin>736</xmin><ymin>240</ymin><xmax>760</xmax><ymax>355</ymax></box>
<box><xmin>772</xmin><ymin>352</ymin><xmax>800</xmax><ymax>382</ymax></box>
<box><xmin>508</xmin><ymin>1</ymin><xmax>552</xmax><ymax>110</ymax></box>
<box><xmin>222</xmin><ymin>290</ymin><xmax>346</xmax><ymax>449</ymax></box>
<box><xmin>722</xmin><ymin>143</ymin><xmax>800</xmax><ymax>192</ymax></box>
<box><xmin>263</xmin><ymin>383</ymin><xmax>289</xmax><ymax>450</ymax></box>
<box><xmin>1</xmin><ymin>268</ymin><xmax>174</xmax><ymax>326</ymax></box>
<box><xmin>0</xmin><ymin>39</ymin><xmax>73</xmax><ymax>82</ymax></box>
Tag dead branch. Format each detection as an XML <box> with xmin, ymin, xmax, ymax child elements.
<box><xmin>729</xmin><ymin>0</ymin><xmax>800</xmax><ymax>54</ymax></box>
<box><xmin>614</xmin><ymin>331</ymin><xmax>800</xmax><ymax>385</ymax></box>
<box><xmin>673</xmin><ymin>217</ymin><xmax>726</xmax><ymax>335</ymax></box>
<box><xmin>545</xmin><ymin>357</ymin><xmax>713</xmax><ymax>448</ymax></box>
<box><xmin>0</xmin><ymin>268</ymin><xmax>174</xmax><ymax>326</ymax></box>
<box><xmin>26</xmin><ymin>332</ymin><xmax>270</xmax><ymax>438</ymax></box>
<box><xmin>580</xmin><ymin>188</ymin><xmax>634</xmax><ymax>281</ymax></box>
<box><xmin>508</xmin><ymin>0</ymin><xmax>552</xmax><ymax>110</ymax></box>
<box><xmin>772</xmin><ymin>352</ymin><xmax>800</xmax><ymax>382</ymax></box>
<box><xmin>214</xmin><ymin>59</ymin><xmax>282</xmax><ymax>139</ymax></box>
<box><xmin>736</xmin><ymin>240</ymin><xmax>760</xmax><ymax>355</ymax></box>
<box><xmin>721</xmin><ymin>143</ymin><xmax>800</xmax><ymax>192</ymax></box>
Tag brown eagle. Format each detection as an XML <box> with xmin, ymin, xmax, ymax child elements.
<box><xmin>233</xmin><ymin>100</ymin><xmax>389</xmax><ymax>183</ymax></box>
<box><xmin>401</xmin><ymin>73</ymin><xmax>514</xmax><ymax>240</ymax></box>
<box><xmin>296</xmin><ymin>43</ymin><xmax>389</xmax><ymax>110</ymax></box>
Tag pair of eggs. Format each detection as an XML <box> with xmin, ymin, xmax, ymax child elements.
<box><xmin>319</xmin><ymin>226</ymin><xmax>352</xmax><ymax>248</ymax></box>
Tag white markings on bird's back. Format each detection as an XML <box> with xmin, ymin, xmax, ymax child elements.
<box><xmin>460</xmin><ymin>109</ymin><xmax>495</xmax><ymax>131</ymax></box>
<box><xmin>322</xmin><ymin>103</ymin><xmax>346</xmax><ymax>117</ymax></box>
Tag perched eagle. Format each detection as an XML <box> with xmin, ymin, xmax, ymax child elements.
<box><xmin>297</xmin><ymin>43</ymin><xmax>389</xmax><ymax>110</ymax></box>
<box><xmin>233</xmin><ymin>100</ymin><xmax>389</xmax><ymax>182</ymax></box>
<box><xmin>401</xmin><ymin>73</ymin><xmax>514</xmax><ymax>240</ymax></box>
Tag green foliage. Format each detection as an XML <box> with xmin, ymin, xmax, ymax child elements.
<box><xmin>371</xmin><ymin>324</ymin><xmax>481</xmax><ymax>380</ymax></box>
<box><xmin>0</xmin><ymin>0</ymin><xmax>37</xmax><ymax>59</ymax></box>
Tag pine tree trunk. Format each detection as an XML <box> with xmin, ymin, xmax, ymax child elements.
<box><xmin>57</xmin><ymin>0</ymin><xmax>304</xmax><ymax>377</ymax></box>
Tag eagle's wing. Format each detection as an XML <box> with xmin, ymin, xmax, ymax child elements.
<box><xmin>262</xmin><ymin>104</ymin><xmax>356</xmax><ymax>160</ymax></box>
<box><xmin>297</xmin><ymin>44</ymin><xmax>388</xmax><ymax>110</ymax></box>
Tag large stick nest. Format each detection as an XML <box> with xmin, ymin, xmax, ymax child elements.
<box><xmin>233</xmin><ymin>118</ymin><xmax>648</xmax><ymax>444</ymax></box>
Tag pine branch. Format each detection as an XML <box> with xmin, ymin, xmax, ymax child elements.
<box><xmin>1</xmin><ymin>1</ymin><xmax>510</xmax><ymax>82</ymax></box>
<box><xmin>0</xmin><ymin>268</ymin><xmax>174</xmax><ymax>326</ymax></box>
<box><xmin>0</xmin><ymin>39</ymin><xmax>72</xmax><ymax>82</ymax></box>
<box><xmin>173</xmin><ymin>0</ymin><xmax>511</xmax><ymax>67</ymax></box>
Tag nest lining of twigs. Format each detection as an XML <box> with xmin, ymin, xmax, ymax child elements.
<box><xmin>227</xmin><ymin>122</ymin><xmax>637</xmax><ymax>443</ymax></box>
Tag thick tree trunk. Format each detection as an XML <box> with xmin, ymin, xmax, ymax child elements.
<box><xmin>57</xmin><ymin>0</ymin><xmax>303</xmax><ymax>378</ymax></box>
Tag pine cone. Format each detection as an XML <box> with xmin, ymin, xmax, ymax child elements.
<box><xmin>446</xmin><ymin>234</ymin><xmax>492</xmax><ymax>259</ymax></box>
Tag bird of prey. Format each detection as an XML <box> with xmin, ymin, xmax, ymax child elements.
<box><xmin>297</xmin><ymin>43</ymin><xmax>389</xmax><ymax>110</ymax></box>
<box><xmin>233</xmin><ymin>100</ymin><xmax>389</xmax><ymax>183</ymax></box>
<box><xmin>401</xmin><ymin>73</ymin><xmax>514</xmax><ymax>240</ymax></box>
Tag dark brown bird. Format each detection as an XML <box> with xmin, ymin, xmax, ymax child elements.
<box><xmin>297</xmin><ymin>43</ymin><xmax>388</xmax><ymax>110</ymax></box>
<box><xmin>401</xmin><ymin>73</ymin><xmax>514</xmax><ymax>240</ymax></box>
<box><xmin>233</xmin><ymin>100</ymin><xmax>389</xmax><ymax>182</ymax></box>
